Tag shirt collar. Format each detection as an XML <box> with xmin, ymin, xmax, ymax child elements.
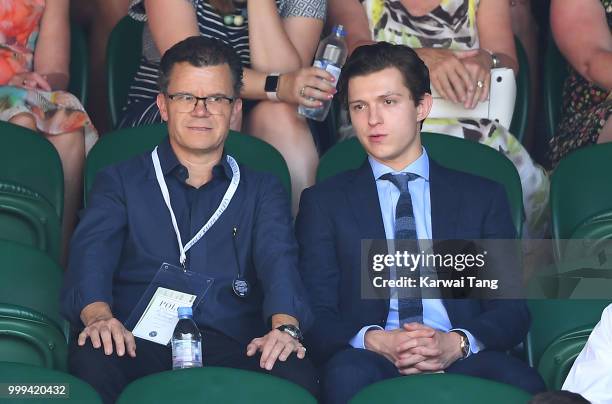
<box><xmin>369</xmin><ymin>147</ymin><xmax>430</xmax><ymax>181</ymax></box>
<box><xmin>157</xmin><ymin>136</ymin><xmax>234</xmax><ymax>181</ymax></box>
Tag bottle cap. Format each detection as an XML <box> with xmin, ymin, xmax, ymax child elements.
<box><xmin>177</xmin><ymin>306</ymin><xmax>193</xmax><ymax>318</ymax></box>
<box><xmin>334</xmin><ymin>24</ymin><xmax>346</xmax><ymax>37</ymax></box>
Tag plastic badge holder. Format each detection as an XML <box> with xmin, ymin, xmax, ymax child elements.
<box><xmin>125</xmin><ymin>263</ymin><xmax>214</xmax><ymax>331</ymax></box>
<box><xmin>428</xmin><ymin>68</ymin><xmax>516</xmax><ymax>129</ymax></box>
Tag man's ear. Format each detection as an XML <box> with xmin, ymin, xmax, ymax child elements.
<box><xmin>157</xmin><ymin>93</ymin><xmax>169</xmax><ymax>122</ymax></box>
<box><xmin>416</xmin><ymin>93</ymin><xmax>433</xmax><ymax>123</ymax></box>
<box><xmin>229</xmin><ymin>98</ymin><xmax>243</xmax><ymax>130</ymax></box>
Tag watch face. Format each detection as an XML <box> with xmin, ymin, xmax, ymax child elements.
<box><xmin>265</xmin><ymin>75</ymin><xmax>280</xmax><ymax>92</ymax></box>
<box><xmin>278</xmin><ymin>324</ymin><xmax>302</xmax><ymax>341</ymax></box>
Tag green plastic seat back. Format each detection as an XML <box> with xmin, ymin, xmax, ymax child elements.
<box><xmin>550</xmin><ymin>143</ymin><xmax>612</xmax><ymax>261</ymax></box>
<box><xmin>0</xmin><ymin>304</ymin><xmax>67</xmax><ymax>370</ymax></box>
<box><xmin>350</xmin><ymin>373</ymin><xmax>532</xmax><ymax>404</ymax></box>
<box><xmin>537</xmin><ymin>325</ymin><xmax>592</xmax><ymax>390</ymax></box>
<box><xmin>543</xmin><ymin>32</ymin><xmax>569</xmax><ymax>143</ymax></box>
<box><xmin>0</xmin><ymin>240</ymin><xmax>64</xmax><ymax>330</ymax></box>
<box><xmin>117</xmin><ymin>367</ymin><xmax>316</xmax><ymax>404</ymax></box>
<box><xmin>509</xmin><ymin>37</ymin><xmax>530</xmax><ymax>143</ymax></box>
<box><xmin>85</xmin><ymin>124</ymin><xmax>291</xmax><ymax>204</ymax></box>
<box><xmin>316</xmin><ymin>133</ymin><xmax>523</xmax><ymax>235</ymax></box>
<box><xmin>0</xmin><ymin>122</ymin><xmax>63</xmax><ymax>260</ymax></box>
<box><xmin>526</xmin><ymin>299</ymin><xmax>610</xmax><ymax>368</ymax></box>
<box><xmin>107</xmin><ymin>16</ymin><xmax>145</xmax><ymax>128</ymax></box>
<box><xmin>0</xmin><ymin>181</ymin><xmax>61</xmax><ymax>262</ymax></box>
<box><xmin>68</xmin><ymin>24</ymin><xmax>88</xmax><ymax>105</ymax></box>
<box><xmin>0</xmin><ymin>362</ymin><xmax>101</xmax><ymax>402</ymax></box>
<box><xmin>0</xmin><ymin>121</ymin><xmax>63</xmax><ymax>218</ymax></box>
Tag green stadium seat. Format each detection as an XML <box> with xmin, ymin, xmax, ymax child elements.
<box><xmin>68</xmin><ymin>24</ymin><xmax>89</xmax><ymax>105</ymax></box>
<box><xmin>116</xmin><ymin>367</ymin><xmax>316</xmax><ymax>404</ymax></box>
<box><xmin>316</xmin><ymin>133</ymin><xmax>523</xmax><ymax>235</ymax></box>
<box><xmin>349</xmin><ymin>373</ymin><xmax>532</xmax><ymax>404</ymax></box>
<box><xmin>107</xmin><ymin>16</ymin><xmax>145</xmax><ymax>128</ymax></box>
<box><xmin>526</xmin><ymin>299</ymin><xmax>609</xmax><ymax>371</ymax></box>
<box><xmin>0</xmin><ymin>240</ymin><xmax>67</xmax><ymax>369</ymax></box>
<box><xmin>0</xmin><ymin>304</ymin><xmax>67</xmax><ymax>370</ymax></box>
<box><xmin>537</xmin><ymin>325</ymin><xmax>591</xmax><ymax>390</ymax></box>
<box><xmin>0</xmin><ymin>122</ymin><xmax>63</xmax><ymax>261</ymax></box>
<box><xmin>550</xmin><ymin>143</ymin><xmax>612</xmax><ymax>262</ymax></box>
<box><xmin>0</xmin><ymin>362</ymin><xmax>102</xmax><ymax>403</ymax></box>
<box><xmin>84</xmin><ymin>124</ymin><xmax>291</xmax><ymax>204</ymax></box>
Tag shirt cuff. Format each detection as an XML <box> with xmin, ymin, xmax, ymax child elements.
<box><xmin>451</xmin><ymin>328</ymin><xmax>484</xmax><ymax>356</ymax></box>
<box><xmin>349</xmin><ymin>325</ymin><xmax>384</xmax><ymax>349</ymax></box>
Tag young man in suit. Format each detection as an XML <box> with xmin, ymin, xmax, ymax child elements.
<box><xmin>295</xmin><ymin>42</ymin><xmax>545</xmax><ymax>403</ymax></box>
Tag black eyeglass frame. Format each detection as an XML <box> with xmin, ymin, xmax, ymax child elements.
<box><xmin>165</xmin><ymin>92</ymin><xmax>235</xmax><ymax>113</ymax></box>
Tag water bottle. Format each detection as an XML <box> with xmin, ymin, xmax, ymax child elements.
<box><xmin>171</xmin><ymin>307</ymin><xmax>202</xmax><ymax>369</ymax></box>
<box><xmin>298</xmin><ymin>25</ymin><xmax>348</xmax><ymax>121</ymax></box>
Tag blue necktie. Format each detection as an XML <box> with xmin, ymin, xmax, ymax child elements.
<box><xmin>381</xmin><ymin>173</ymin><xmax>423</xmax><ymax>325</ymax></box>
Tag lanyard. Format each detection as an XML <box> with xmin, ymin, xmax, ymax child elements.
<box><xmin>151</xmin><ymin>147</ymin><xmax>240</xmax><ymax>267</ymax></box>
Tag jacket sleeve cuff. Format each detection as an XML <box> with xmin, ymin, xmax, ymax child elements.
<box><xmin>349</xmin><ymin>325</ymin><xmax>384</xmax><ymax>349</ymax></box>
<box><xmin>61</xmin><ymin>278</ymin><xmax>113</xmax><ymax>327</ymax></box>
<box><xmin>451</xmin><ymin>328</ymin><xmax>485</xmax><ymax>356</ymax></box>
<box><xmin>262</xmin><ymin>294</ymin><xmax>313</xmax><ymax>331</ymax></box>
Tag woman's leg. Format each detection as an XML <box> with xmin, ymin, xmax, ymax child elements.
<box><xmin>246</xmin><ymin>101</ymin><xmax>318</xmax><ymax>216</ymax></box>
<box><xmin>9</xmin><ymin>112</ymin><xmax>37</xmax><ymax>131</ymax></box>
<box><xmin>45</xmin><ymin>130</ymin><xmax>85</xmax><ymax>266</ymax></box>
<box><xmin>596</xmin><ymin>116</ymin><xmax>612</xmax><ymax>144</ymax></box>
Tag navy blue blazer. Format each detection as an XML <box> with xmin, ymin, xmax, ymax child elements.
<box><xmin>296</xmin><ymin>157</ymin><xmax>530</xmax><ymax>365</ymax></box>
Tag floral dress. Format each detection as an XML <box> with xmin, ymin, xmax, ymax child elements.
<box><xmin>0</xmin><ymin>0</ymin><xmax>97</xmax><ymax>153</ymax></box>
<box><xmin>548</xmin><ymin>0</ymin><xmax>612</xmax><ymax>167</ymax></box>
<box><xmin>351</xmin><ymin>0</ymin><xmax>550</xmax><ymax>238</ymax></box>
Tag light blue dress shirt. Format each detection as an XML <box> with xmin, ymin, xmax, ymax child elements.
<box><xmin>349</xmin><ymin>148</ymin><xmax>483</xmax><ymax>355</ymax></box>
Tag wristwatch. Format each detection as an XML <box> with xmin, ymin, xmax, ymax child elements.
<box><xmin>454</xmin><ymin>330</ymin><xmax>470</xmax><ymax>359</ymax></box>
<box><xmin>265</xmin><ymin>73</ymin><xmax>280</xmax><ymax>102</ymax></box>
<box><xmin>276</xmin><ymin>324</ymin><xmax>303</xmax><ymax>342</ymax></box>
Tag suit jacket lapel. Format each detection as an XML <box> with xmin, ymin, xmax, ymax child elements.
<box><xmin>429</xmin><ymin>159</ymin><xmax>459</xmax><ymax>240</ymax></box>
<box><xmin>345</xmin><ymin>159</ymin><xmax>387</xmax><ymax>240</ymax></box>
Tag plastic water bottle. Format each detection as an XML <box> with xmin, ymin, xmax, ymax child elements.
<box><xmin>171</xmin><ymin>307</ymin><xmax>202</xmax><ymax>369</ymax></box>
<box><xmin>298</xmin><ymin>25</ymin><xmax>348</xmax><ymax>121</ymax></box>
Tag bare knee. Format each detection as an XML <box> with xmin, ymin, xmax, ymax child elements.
<box><xmin>8</xmin><ymin>113</ymin><xmax>37</xmax><ymax>131</ymax></box>
<box><xmin>45</xmin><ymin>130</ymin><xmax>86</xmax><ymax>160</ymax></box>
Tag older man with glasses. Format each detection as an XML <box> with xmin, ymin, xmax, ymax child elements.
<box><xmin>61</xmin><ymin>36</ymin><xmax>317</xmax><ymax>404</ymax></box>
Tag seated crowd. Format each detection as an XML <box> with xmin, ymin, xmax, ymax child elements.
<box><xmin>1</xmin><ymin>0</ymin><xmax>611</xmax><ymax>403</ymax></box>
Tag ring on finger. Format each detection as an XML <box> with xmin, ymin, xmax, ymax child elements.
<box><xmin>476</xmin><ymin>80</ymin><xmax>484</xmax><ymax>89</ymax></box>
<box><xmin>299</xmin><ymin>86</ymin><xmax>307</xmax><ymax>97</ymax></box>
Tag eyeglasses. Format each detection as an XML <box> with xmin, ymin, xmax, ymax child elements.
<box><xmin>166</xmin><ymin>93</ymin><xmax>235</xmax><ymax>114</ymax></box>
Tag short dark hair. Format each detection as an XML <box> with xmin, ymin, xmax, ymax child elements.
<box><xmin>338</xmin><ymin>42</ymin><xmax>431</xmax><ymax>109</ymax></box>
<box><xmin>158</xmin><ymin>36</ymin><xmax>243</xmax><ymax>95</ymax></box>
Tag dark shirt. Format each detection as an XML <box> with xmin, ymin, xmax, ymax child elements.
<box><xmin>61</xmin><ymin>137</ymin><xmax>312</xmax><ymax>344</ymax></box>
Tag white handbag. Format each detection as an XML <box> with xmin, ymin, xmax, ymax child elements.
<box><xmin>428</xmin><ymin>68</ymin><xmax>516</xmax><ymax>128</ymax></box>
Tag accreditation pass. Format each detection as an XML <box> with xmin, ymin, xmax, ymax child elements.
<box><xmin>0</xmin><ymin>383</ymin><xmax>69</xmax><ymax>398</ymax></box>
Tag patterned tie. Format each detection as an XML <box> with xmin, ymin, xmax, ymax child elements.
<box><xmin>381</xmin><ymin>173</ymin><xmax>423</xmax><ymax>325</ymax></box>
